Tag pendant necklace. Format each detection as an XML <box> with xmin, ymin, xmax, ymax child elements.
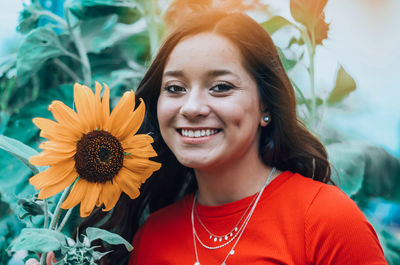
<box><xmin>192</xmin><ymin>167</ymin><xmax>276</xmax><ymax>265</ymax></box>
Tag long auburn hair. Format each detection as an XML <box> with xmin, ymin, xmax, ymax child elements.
<box><xmin>79</xmin><ymin>10</ymin><xmax>331</xmax><ymax>264</ymax></box>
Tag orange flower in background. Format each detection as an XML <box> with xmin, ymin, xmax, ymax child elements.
<box><xmin>29</xmin><ymin>82</ymin><xmax>161</xmax><ymax>217</ymax></box>
<box><xmin>290</xmin><ymin>0</ymin><xmax>329</xmax><ymax>45</ymax></box>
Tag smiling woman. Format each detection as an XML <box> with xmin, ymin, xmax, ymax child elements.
<box><xmin>78</xmin><ymin>10</ymin><xmax>387</xmax><ymax>265</ymax></box>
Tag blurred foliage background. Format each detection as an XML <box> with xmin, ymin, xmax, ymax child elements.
<box><xmin>0</xmin><ymin>0</ymin><xmax>399</xmax><ymax>264</ymax></box>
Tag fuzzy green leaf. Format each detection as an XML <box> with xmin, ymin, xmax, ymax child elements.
<box><xmin>16</xmin><ymin>27</ymin><xmax>67</xmax><ymax>86</ymax></box>
<box><xmin>327</xmin><ymin>66</ymin><xmax>357</xmax><ymax>105</ymax></box>
<box><xmin>261</xmin><ymin>16</ymin><xmax>295</xmax><ymax>35</ymax></box>
<box><xmin>9</xmin><ymin>228</ymin><xmax>66</xmax><ymax>253</ymax></box>
<box><xmin>326</xmin><ymin>142</ymin><xmax>365</xmax><ymax>196</ymax></box>
<box><xmin>0</xmin><ymin>135</ymin><xmax>40</xmax><ymax>174</ymax></box>
<box><xmin>86</xmin><ymin>227</ymin><xmax>133</xmax><ymax>251</ymax></box>
<box><xmin>68</xmin><ymin>0</ymin><xmax>142</xmax><ymax>19</ymax></box>
<box><xmin>81</xmin><ymin>15</ymin><xmax>146</xmax><ymax>54</ymax></box>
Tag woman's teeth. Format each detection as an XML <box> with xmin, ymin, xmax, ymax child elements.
<box><xmin>181</xmin><ymin>129</ymin><xmax>218</xmax><ymax>138</ymax></box>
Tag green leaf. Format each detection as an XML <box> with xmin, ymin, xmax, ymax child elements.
<box><xmin>0</xmin><ymin>135</ymin><xmax>40</xmax><ymax>174</ymax></box>
<box><xmin>9</xmin><ymin>228</ymin><xmax>66</xmax><ymax>253</ymax></box>
<box><xmin>81</xmin><ymin>15</ymin><xmax>146</xmax><ymax>54</ymax></box>
<box><xmin>16</xmin><ymin>27</ymin><xmax>68</xmax><ymax>86</ymax></box>
<box><xmin>276</xmin><ymin>47</ymin><xmax>297</xmax><ymax>71</ymax></box>
<box><xmin>288</xmin><ymin>36</ymin><xmax>304</xmax><ymax>48</ymax></box>
<box><xmin>86</xmin><ymin>227</ymin><xmax>133</xmax><ymax>251</ymax></box>
<box><xmin>326</xmin><ymin>142</ymin><xmax>365</xmax><ymax>196</ymax></box>
<box><xmin>357</xmin><ymin>146</ymin><xmax>400</xmax><ymax>203</ymax></box>
<box><xmin>261</xmin><ymin>16</ymin><xmax>295</xmax><ymax>35</ymax></box>
<box><xmin>17</xmin><ymin>5</ymin><xmax>42</xmax><ymax>34</ymax></box>
<box><xmin>68</xmin><ymin>0</ymin><xmax>142</xmax><ymax>19</ymax></box>
<box><xmin>327</xmin><ymin>66</ymin><xmax>357</xmax><ymax>105</ymax></box>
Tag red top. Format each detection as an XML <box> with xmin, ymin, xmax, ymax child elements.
<box><xmin>129</xmin><ymin>171</ymin><xmax>387</xmax><ymax>264</ymax></box>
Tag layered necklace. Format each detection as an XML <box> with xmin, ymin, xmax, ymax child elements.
<box><xmin>191</xmin><ymin>167</ymin><xmax>276</xmax><ymax>265</ymax></box>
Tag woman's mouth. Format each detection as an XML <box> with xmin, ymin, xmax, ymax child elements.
<box><xmin>178</xmin><ymin>128</ymin><xmax>221</xmax><ymax>138</ymax></box>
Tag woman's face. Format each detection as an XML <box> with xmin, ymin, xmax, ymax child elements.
<box><xmin>157</xmin><ymin>32</ymin><xmax>266</xmax><ymax>171</ymax></box>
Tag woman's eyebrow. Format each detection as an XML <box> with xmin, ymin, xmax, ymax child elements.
<box><xmin>163</xmin><ymin>70</ymin><xmax>184</xmax><ymax>77</ymax></box>
<box><xmin>206</xmin><ymin>69</ymin><xmax>239</xmax><ymax>78</ymax></box>
<box><xmin>163</xmin><ymin>69</ymin><xmax>239</xmax><ymax>78</ymax></box>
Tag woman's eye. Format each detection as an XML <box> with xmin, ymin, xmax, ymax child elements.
<box><xmin>210</xmin><ymin>83</ymin><xmax>234</xmax><ymax>93</ymax></box>
<box><xmin>164</xmin><ymin>85</ymin><xmax>186</xmax><ymax>94</ymax></box>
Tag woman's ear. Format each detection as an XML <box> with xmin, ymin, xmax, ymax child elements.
<box><xmin>260</xmin><ymin>112</ymin><xmax>271</xmax><ymax>127</ymax></box>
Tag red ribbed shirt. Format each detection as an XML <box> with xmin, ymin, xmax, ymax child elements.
<box><xmin>129</xmin><ymin>171</ymin><xmax>387</xmax><ymax>264</ymax></box>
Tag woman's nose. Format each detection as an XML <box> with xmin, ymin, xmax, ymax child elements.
<box><xmin>179</xmin><ymin>89</ymin><xmax>210</xmax><ymax>119</ymax></box>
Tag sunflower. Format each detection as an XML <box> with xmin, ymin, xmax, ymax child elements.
<box><xmin>29</xmin><ymin>82</ymin><xmax>161</xmax><ymax>217</ymax></box>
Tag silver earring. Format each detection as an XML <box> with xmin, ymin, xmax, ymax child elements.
<box><xmin>263</xmin><ymin>115</ymin><xmax>269</xmax><ymax>122</ymax></box>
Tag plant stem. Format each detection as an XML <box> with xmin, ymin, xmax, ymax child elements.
<box><xmin>65</xmin><ymin>8</ymin><xmax>92</xmax><ymax>85</ymax></box>
<box><xmin>144</xmin><ymin>0</ymin><xmax>159</xmax><ymax>59</ymax></box>
<box><xmin>301</xmin><ymin>30</ymin><xmax>317</xmax><ymax>130</ymax></box>
<box><xmin>57</xmin><ymin>207</ymin><xmax>73</xmax><ymax>232</ymax></box>
<box><xmin>44</xmin><ymin>199</ymin><xmax>48</xmax><ymax>229</ymax></box>
<box><xmin>40</xmin><ymin>182</ymin><xmax>75</xmax><ymax>265</ymax></box>
<box><xmin>49</xmin><ymin>184</ymin><xmax>73</xmax><ymax>230</ymax></box>
<box><xmin>53</xmin><ymin>58</ymin><xmax>80</xmax><ymax>82</ymax></box>
<box><xmin>38</xmin><ymin>10</ymin><xmax>68</xmax><ymax>29</ymax></box>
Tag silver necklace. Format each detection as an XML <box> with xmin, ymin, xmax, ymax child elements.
<box><xmin>192</xmin><ymin>167</ymin><xmax>276</xmax><ymax>265</ymax></box>
<box><xmin>194</xmin><ymin>189</ymin><xmax>258</xmax><ymax>243</ymax></box>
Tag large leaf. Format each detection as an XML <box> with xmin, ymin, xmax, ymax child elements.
<box><xmin>261</xmin><ymin>16</ymin><xmax>295</xmax><ymax>35</ymax></box>
<box><xmin>68</xmin><ymin>0</ymin><xmax>142</xmax><ymax>19</ymax></box>
<box><xmin>327</xmin><ymin>142</ymin><xmax>365</xmax><ymax>196</ymax></box>
<box><xmin>0</xmin><ymin>135</ymin><xmax>40</xmax><ymax>174</ymax></box>
<box><xmin>81</xmin><ymin>15</ymin><xmax>146</xmax><ymax>54</ymax></box>
<box><xmin>9</xmin><ymin>228</ymin><xmax>66</xmax><ymax>253</ymax></box>
<box><xmin>327</xmin><ymin>66</ymin><xmax>357</xmax><ymax>105</ymax></box>
<box><xmin>16</xmin><ymin>27</ymin><xmax>68</xmax><ymax>86</ymax></box>
<box><xmin>357</xmin><ymin>146</ymin><xmax>400</xmax><ymax>203</ymax></box>
<box><xmin>86</xmin><ymin>227</ymin><xmax>133</xmax><ymax>251</ymax></box>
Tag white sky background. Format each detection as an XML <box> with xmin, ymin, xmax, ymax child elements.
<box><xmin>0</xmin><ymin>0</ymin><xmax>399</xmax><ymax>156</ymax></box>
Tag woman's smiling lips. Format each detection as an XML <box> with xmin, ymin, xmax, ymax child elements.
<box><xmin>176</xmin><ymin>127</ymin><xmax>222</xmax><ymax>144</ymax></box>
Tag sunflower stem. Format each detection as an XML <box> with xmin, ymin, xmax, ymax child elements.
<box><xmin>49</xmin><ymin>184</ymin><xmax>73</xmax><ymax>230</ymax></box>
<box><xmin>41</xmin><ymin>183</ymin><xmax>74</xmax><ymax>265</ymax></box>
<box><xmin>43</xmin><ymin>199</ymin><xmax>49</xmax><ymax>229</ymax></box>
<box><xmin>57</xmin><ymin>207</ymin><xmax>73</xmax><ymax>232</ymax></box>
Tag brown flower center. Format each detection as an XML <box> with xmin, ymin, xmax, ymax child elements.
<box><xmin>74</xmin><ymin>130</ymin><xmax>124</xmax><ymax>183</ymax></box>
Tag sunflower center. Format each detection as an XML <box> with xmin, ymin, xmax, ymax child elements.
<box><xmin>74</xmin><ymin>130</ymin><xmax>124</xmax><ymax>183</ymax></box>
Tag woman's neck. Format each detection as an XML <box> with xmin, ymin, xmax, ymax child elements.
<box><xmin>194</xmin><ymin>154</ymin><xmax>277</xmax><ymax>206</ymax></box>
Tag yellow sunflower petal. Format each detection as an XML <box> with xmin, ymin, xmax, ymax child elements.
<box><xmin>114</xmin><ymin>167</ymin><xmax>141</xmax><ymax>199</ymax></box>
<box><xmin>39</xmin><ymin>141</ymin><xmax>76</xmax><ymax>153</ymax></box>
<box><xmin>98</xmin><ymin>181</ymin><xmax>122</xmax><ymax>211</ymax></box>
<box><xmin>37</xmin><ymin>171</ymin><xmax>77</xmax><ymax>199</ymax></box>
<box><xmin>29</xmin><ymin>150</ymin><xmax>75</xmax><ymax>166</ymax></box>
<box><xmin>105</xmin><ymin>91</ymin><xmax>135</xmax><ymax>135</ymax></box>
<box><xmin>48</xmin><ymin>100</ymin><xmax>84</xmax><ymax>135</ymax></box>
<box><xmin>73</xmin><ymin>83</ymin><xmax>96</xmax><ymax>132</ymax></box>
<box><xmin>101</xmin><ymin>83</ymin><xmax>110</xmax><ymax>126</ymax></box>
<box><xmin>123</xmin><ymin>157</ymin><xmax>161</xmax><ymax>177</ymax></box>
<box><xmin>80</xmin><ymin>182</ymin><xmax>101</xmax><ymax>217</ymax></box>
<box><xmin>29</xmin><ymin>160</ymin><xmax>77</xmax><ymax>189</ymax></box>
<box><xmin>33</xmin><ymin>118</ymin><xmax>80</xmax><ymax>142</ymax></box>
<box><xmin>122</xmin><ymin>134</ymin><xmax>157</xmax><ymax>158</ymax></box>
<box><xmin>116</xmin><ymin>98</ymin><xmax>146</xmax><ymax>140</ymax></box>
<box><xmin>61</xmin><ymin>179</ymin><xmax>88</xmax><ymax>209</ymax></box>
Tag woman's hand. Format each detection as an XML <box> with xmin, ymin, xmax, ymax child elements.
<box><xmin>25</xmin><ymin>252</ymin><xmax>56</xmax><ymax>265</ymax></box>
